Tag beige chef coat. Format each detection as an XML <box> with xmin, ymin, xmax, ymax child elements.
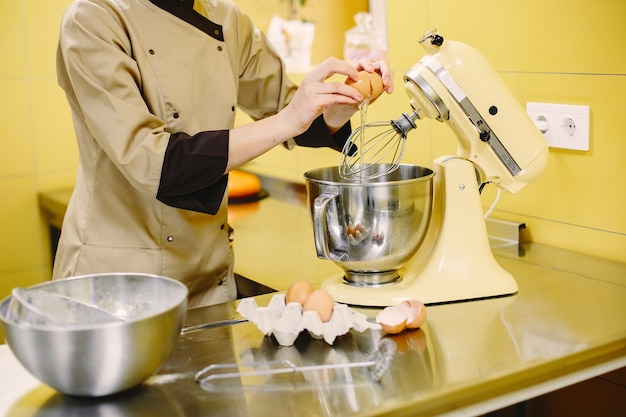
<box><xmin>54</xmin><ymin>0</ymin><xmax>313</xmax><ymax>308</ymax></box>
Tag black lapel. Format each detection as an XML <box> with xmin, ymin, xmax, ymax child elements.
<box><xmin>149</xmin><ymin>0</ymin><xmax>224</xmax><ymax>41</ymax></box>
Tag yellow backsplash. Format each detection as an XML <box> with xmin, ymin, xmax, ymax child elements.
<box><xmin>0</xmin><ymin>0</ymin><xmax>624</xmax><ymax>324</ymax></box>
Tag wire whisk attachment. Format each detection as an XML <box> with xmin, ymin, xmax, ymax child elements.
<box><xmin>340</xmin><ymin>111</ymin><xmax>419</xmax><ymax>181</ymax></box>
<box><xmin>194</xmin><ymin>338</ymin><xmax>397</xmax><ymax>388</ymax></box>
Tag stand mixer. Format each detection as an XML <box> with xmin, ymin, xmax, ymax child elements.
<box><xmin>304</xmin><ymin>30</ymin><xmax>549</xmax><ymax>307</ymax></box>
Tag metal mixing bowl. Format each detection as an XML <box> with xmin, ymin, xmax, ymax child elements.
<box><xmin>304</xmin><ymin>164</ymin><xmax>435</xmax><ymax>285</ymax></box>
<box><xmin>0</xmin><ymin>273</ymin><xmax>188</xmax><ymax>397</ymax></box>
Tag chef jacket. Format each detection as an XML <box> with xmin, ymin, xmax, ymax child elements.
<box><xmin>54</xmin><ymin>0</ymin><xmax>351</xmax><ymax>308</ymax></box>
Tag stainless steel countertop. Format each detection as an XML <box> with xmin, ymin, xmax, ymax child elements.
<box><xmin>3</xmin><ymin>246</ymin><xmax>625</xmax><ymax>416</ymax></box>
<box><xmin>18</xmin><ymin>177</ymin><xmax>626</xmax><ymax>416</ymax></box>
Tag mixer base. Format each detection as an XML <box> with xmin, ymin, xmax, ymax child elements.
<box><xmin>343</xmin><ymin>270</ymin><xmax>401</xmax><ymax>286</ymax></box>
<box><xmin>323</xmin><ymin>269</ymin><xmax>517</xmax><ymax>307</ymax></box>
<box><xmin>322</xmin><ymin>156</ymin><xmax>519</xmax><ymax>307</ymax></box>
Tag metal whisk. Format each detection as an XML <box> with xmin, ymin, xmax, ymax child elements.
<box><xmin>340</xmin><ymin>111</ymin><xmax>420</xmax><ymax>181</ymax></box>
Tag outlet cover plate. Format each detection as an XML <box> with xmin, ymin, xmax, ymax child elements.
<box><xmin>526</xmin><ymin>102</ymin><xmax>590</xmax><ymax>151</ymax></box>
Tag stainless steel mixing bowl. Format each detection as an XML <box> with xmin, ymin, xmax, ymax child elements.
<box><xmin>304</xmin><ymin>164</ymin><xmax>434</xmax><ymax>285</ymax></box>
<box><xmin>0</xmin><ymin>273</ymin><xmax>188</xmax><ymax>397</ymax></box>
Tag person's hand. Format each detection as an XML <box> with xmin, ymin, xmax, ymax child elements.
<box><xmin>227</xmin><ymin>58</ymin><xmax>393</xmax><ymax>170</ymax></box>
<box><xmin>322</xmin><ymin>58</ymin><xmax>395</xmax><ymax>133</ymax></box>
<box><xmin>354</xmin><ymin>58</ymin><xmax>394</xmax><ymax>95</ymax></box>
<box><xmin>278</xmin><ymin>57</ymin><xmax>364</xmax><ymax>138</ymax></box>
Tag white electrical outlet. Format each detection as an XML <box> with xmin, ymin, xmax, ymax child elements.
<box><xmin>526</xmin><ymin>102</ymin><xmax>590</xmax><ymax>151</ymax></box>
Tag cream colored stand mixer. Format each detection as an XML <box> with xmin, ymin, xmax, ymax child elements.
<box><xmin>305</xmin><ymin>30</ymin><xmax>549</xmax><ymax>307</ymax></box>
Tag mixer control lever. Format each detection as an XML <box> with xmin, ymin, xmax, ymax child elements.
<box><xmin>419</xmin><ymin>29</ymin><xmax>444</xmax><ymax>47</ymax></box>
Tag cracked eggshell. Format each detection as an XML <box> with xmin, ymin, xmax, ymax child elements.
<box><xmin>345</xmin><ymin>70</ymin><xmax>384</xmax><ymax>103</ymax></box>
<box><xmin>400</xmin><ymin>299</ymin><xmax>427</xmax><ymax>329</ymax></box>
<box><xmin>376</xmin><ymin>299</ymin><xmax>427</xmax><ymax>334</ymax></box>
<box><xmin>237</xmin><ymin>294</ymin><xmax>381</xmax><ymax>346</ymax></box>
<box><xmin>376</xmin><ymin>305</ymin><xmax>407</xmax><ymax>334</ymax></box>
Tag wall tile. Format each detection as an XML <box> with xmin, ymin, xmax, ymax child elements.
<box><xmin>0</xmin><ymin>1</ymin><xmax>27</xmax><ymax>79</ymax></box>
<box><xmin>0</xmin><ymin>177</ymin><xmax>46</xmax><ymax>273</ymax></box>
<box><xmin>30</xmin><ymin>78</ymin><xmax>78</xmax><ymax>173</ymax></box>
<box><xmin>427</xmin><ymin>0</ymin><xmax>626</xmax><ymax>74</ymax></box>
<box><xmin>383</xmin><ymin>0</ymin><xmax>430</xmax><ymax>70</ymax></box>
<box><xmin>37</xmin><ymin>170</ymin><xmax>77</xmax><ymax>191</ymax></box>
<box><xmin>0</xmin><ymin>80</ymin><xmax>34</xmax><ymax>177</ymax></box>
<box><xmin>23</xmin><ymin>0</ymin><xmax>73</xmax><ymax>78</ymax></box>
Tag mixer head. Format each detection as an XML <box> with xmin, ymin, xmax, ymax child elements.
<box><xmin>404</xmin><ymin>29</ymin><xmax>548</xmax><ymax>194</ymax></box>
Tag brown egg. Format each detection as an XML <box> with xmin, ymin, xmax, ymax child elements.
<box><xmin>376</xmin><ymin>305</ymin><xmax>407</xmax><ymax>334</ymax></box>
<box><xmin>285</xmin><ymin>280</ymin><xmax>314</xmax><ymax>306</ymax></box>
<box><xmin>302</xmin><ymin>289</ymin><xmax>334</xmax><ymax>322</ymax></box>
<box><xmin>345</xmin><ymin>70</ymin><xmax>384</xmax><ymax>103</ymax></box>
<box><xmin>400</xmin><ymin>299</ymin><xmax>427</xmax><ymax>329</ymax></box>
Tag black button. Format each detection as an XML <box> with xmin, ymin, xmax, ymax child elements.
<box><xmin>173</xmin><ymin>112</ymin><xmax>179</xmax><ymax>119</ymax></box>
<box><xmin>431</xmin><ymin>34</ymin><xmax>444</xmax><ymax>46</ymax></box>
<box><xmin>489</xmin><ymin>106</ymin><xmax>498</xmax><ymax>115</ymax></box>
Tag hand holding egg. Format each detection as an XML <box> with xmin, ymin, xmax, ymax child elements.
<box><xmin>345</xmin><ymin>70</ymin><xmax>384</xmax><ymax>103</ymax></box>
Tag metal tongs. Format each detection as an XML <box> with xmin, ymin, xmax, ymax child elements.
<box><xmin>195</xmin><ymin>338</ymin><xmax>396</xmax><ymax>388</ymax></box>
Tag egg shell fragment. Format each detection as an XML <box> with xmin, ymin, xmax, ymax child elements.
<box><xmin>376</xmin><ymin>305</ymin><xmax>408</xmax><ymax>334</ymax></box>
<box><xmin>376</xmin><ymin>299</ymin><xmax>427</xmax><ymax>334</ymax></box>
<box><xmin>400</xmin><ymin>299</ymin><xmax>427</xmax><ymax>329</ymax></box>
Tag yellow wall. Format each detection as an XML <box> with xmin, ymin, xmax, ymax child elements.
<box><xmin>246</xmin><ymin>0</ymin><xmax>626</xmax><ymax>264</ymax></box>
<box><xmin>1</xmin><ymin>1</ymin><xmax>78</xmax><ymax>296</ymax></box>
<box><xmin>0</xmin><ymin>0</ymin><xmax>624</xmax><ymax>325</ymax></box>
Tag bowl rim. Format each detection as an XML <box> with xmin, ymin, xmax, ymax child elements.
<box><xmin>303</xmin><ymin>163</ymin><xmax>435</xmax><ymax>186</ymax></box>
<box><xmin>0</xmin><ymin>272</ymin><xmax>188</xmax><ymax>331</ymax></box>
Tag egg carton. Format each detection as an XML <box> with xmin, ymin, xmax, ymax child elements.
<box><xmin>237</xmin><ymin>294</ymin><xmax>381</xmax><ymax>346</ymax></box>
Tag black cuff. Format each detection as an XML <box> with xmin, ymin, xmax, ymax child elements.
<box><xmin>294</xmin><ymin>115</ymin><xmax>352</xmax><ymax>152</ymax></box>
<box><xmin>157</xmin><ymin>131</ymin><xmax>229</xmax><ymax>215</ymax></box>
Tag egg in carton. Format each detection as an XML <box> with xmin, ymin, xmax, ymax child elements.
<box><xmin>237</xmin><ymin>294</ymin><xmax>381</xmax><ymax>346</ymax></box>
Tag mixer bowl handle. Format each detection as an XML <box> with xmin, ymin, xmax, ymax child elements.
<box><xmin>312</xmin><ymin>191</ymin><xmax>347</xmax><ymax>261</ymax></box>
